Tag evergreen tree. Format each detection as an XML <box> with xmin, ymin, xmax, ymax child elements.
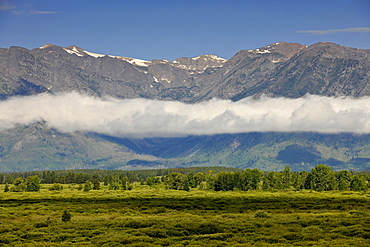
<box><xmin>182</xmin><ymin>176</ymin><xmax>190</xmax><ymax>191</ymax></box>
<box><xmin>121</xmin><ymin>177</ymin><xmax>130</xmax><ymax>190</ymax></box>
<box><xmin>103</xmin><ymin>175</ymin><xmax>110</xmax><ymax>186</ymax></box>
<box><xmin>281</xmin><ymin>166</ymin><xmax>292</xmax><ymax>189</ymax></box>
<box><xmin>83</xmin><ymin>181</ymin><xmax>92</xmax><ymax>192</ymax></box>
<box><xmin>336</xmin><ymin>170</ymin><xmax>352</xmax><ymax>191</ymax></box>
<box><xmin>4</xmin><ymin>183</ymin><xmax>9</xmax><ymax>192</ymax></box>
<box><xmin>62</xmin><ymin>210</ymin><xmax>72</xmax><ymax>222</ymax></box>
<box><xmin>92</xmin><ymin>179</ymin><xmax>100</xmax><ymax>190</ymax></box>
<box><xmin>187</xmin><ymin>173</ymin><xmax>196</xmax><ymax>188</ymax></box>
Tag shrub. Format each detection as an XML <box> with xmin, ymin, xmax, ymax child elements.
<box><xmin>49</xmin><ymin>183</ymin><xmax>63</xmax><ymax>191</ymax></box>
<box><xmin>10</xmin><ymin>177</ymin><xmax>26</xmax><ymax>192</ymax></box>
<box><xmin>109</xmin><ymin>182</ymin><xmax>120</xmax><ymax>190</ymax></box>
<box><xmin>254</xmin><ymin>210</ymin><xmax>271</xmax><ymax>218</ymax></box>
<box><xmin>83</xmin><ymin>181</ymin><xmax>92</xmax><ymax>192</ymax></box>
<box><xmin>62</xmin><ymin>210</ymin><xmax>72</xmax><ymax>222</ymax></box>
<box><xmin>25</xmin><ymin>175</ymin><xmax>41</xmax><ymax>191</ymax></box>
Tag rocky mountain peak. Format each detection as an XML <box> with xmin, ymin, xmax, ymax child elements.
<box><xmin>172</xmin><ymin>54</ymin><xmax>226</xmax><ymax>72</ymax></box>
<box><xmin>39</xmin><ymin>44</ymin><xmax>58</xmax><ymax>49</ymax></box>
<box><xmin>63</xmin><ymin>45</ymin><xmax>87</xmax><ymax>57</ymax></box>
<box><xmin>246</xmin><ymin>42</ymin><xmax>307</xmax><ymax>63</ymax></box>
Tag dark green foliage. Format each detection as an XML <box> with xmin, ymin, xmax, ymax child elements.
<box><xmin>292</xmin><ymin>171</ymin><xmax>308</xmax><ymax>190</ymax></box>
<box><xmin>49</xmin><ymin>183</ymin><xmax>63</xmax><ymax>191</ymax></box>
<box><xmin>109</xmin><ymin>174</ymin><xmax>126</xmax><ymax>190</ymax></box>
<box><xmin>305</xmin><ymin>164</ymin><xmax>336</xmax><ymax>191</ymax></box>
<box><xmin>121</xmin><ymin>177</ymin><xmax>132</xmax><ymax>190</ymax></box>
<box><xmin>4</xmin><ymin>183</ymin><xmax>9</xmax><ymax>192</ymax></box>
<box><xmin>83</xmin><ymin>181</ymin><xmax>92</xmax><ymax>192</ymax></box>
<box><xmin>186</xmin><ymin>172</ymin><xmax>196</xmax><ymax>188</ymax></box>
<box><xmin>241</xmin><ymin>169</ymin><xmax>263</xmax><ymax>190</ymax></box>
<box><xmin>164</xmin><ymin>173</ymin><xmax>187</xmax><ymax>190</ymax></box>
<box><xmin>193</xmin><ymin>172</ymin><xmax>206</xmax><ymax>187</ymax></box>
<box><xmin>336</xmin><ymin>170</ymin><xmax>352</xmax><ymax>191</ymax></box>
<box><xmin>1</xmin><ymin>165</ymin><xmax>370</xmax><ymax>194</ymax></box>
<box><xmin>182</xmin><ymin>176</ymin><xmax>190</xmax><ymax>191</ymax></box>
<box><xmin>214</xmin><ymin>172</ymin><xmax>237</xmax><ymax>191</ymax></box>
<box><xmin>61</xmin><ymin>210</ymin><xmax>72</xmax><ymax>222</ymax></box>
<box><xmin>350</xmin><ymin>175</ymin><xmax>367</xmax><ymax>191</ymax></box>
<box><xmin>92</xmin><ymin>179</ymin><xmax>100</xmax><ymax>190</ymax></box>
<box><xmin>103</xmin><ymin>175</ymin><xmax>110</xmax><ymax>185</ymax></box>
<box><xmin>10</xmin><ymin>177</ymin><xmax>26</xmax><ymax>192</ymax></box>
<box><xmin>25</xmin><ymin>175</ymin><xmax>41</xmax><ymax>191</ymax></box>
<box><xmin>109</xmin><ymin>181</ymin><xmax>120</xmax><ymax>190</ymax></box>
<box><xmin>281</xmin><ymin>166</ymin><xmax>292</xmax><ymax>189</ymax></box>
<box><xmin>146</xmin><ymin>176</ymin><xmax>161</xmax><ymax>186</ymax></box>
<box><xmin>263</xmin><ymin>171</ymin><xmax>280</xmax><ymax>190</ymax></box>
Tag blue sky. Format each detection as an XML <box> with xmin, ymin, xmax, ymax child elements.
<box><xmin>0</xmin><ymin>0</ymin><xmax>369</xmax><ymax>61</ymax></box>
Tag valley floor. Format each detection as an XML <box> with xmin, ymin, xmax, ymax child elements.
<box><xmin>0</xmin><ymin>185</ymin><xmax>370</xmax><ymax>246</ymax></box>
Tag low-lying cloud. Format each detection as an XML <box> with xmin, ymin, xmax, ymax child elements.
<box><xmin>1</xmin><ymin>92</ymin><xmax>370</xmax><ymax>138</ymax></box>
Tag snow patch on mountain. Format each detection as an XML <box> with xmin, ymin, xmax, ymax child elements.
<box><xmin>63</xmin><ymin>47</ymin><xmax>83</xmax><ymax>57</ymax></box>
<box><xmin>171</xmin><ymin>54</ymin><xmax>227</xmax><ymax>72</ymax></box>
<box><xmin>120</xmin><ymin>57</ymin><xmax>151</xmax><ymax>67</ymax></box>
<box><xmin>84</xmin><ymin>50</ymin><xmax>105</xmax><ymax>58</ymax></box>
<box><xmin>40</xmin><ymin>44</ymin><xmax>227</xmax><ymax>72</ymax></box>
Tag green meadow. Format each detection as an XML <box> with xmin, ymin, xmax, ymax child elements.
<box><xmin>1</xmin><ymin>184</ymin><xmax>370</xmax><ymax>246</ymax></box>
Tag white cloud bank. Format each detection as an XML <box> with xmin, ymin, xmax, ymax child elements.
<box><xmin>1</xmin><ymin>92</ymin><xmax>370</xmax><ymax>138</ymax></box>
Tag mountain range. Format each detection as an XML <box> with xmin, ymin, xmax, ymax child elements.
<box><xmin>0</xmin><ymin>42</ymin><xmax>370</xmax><ymax>172</ymax></box>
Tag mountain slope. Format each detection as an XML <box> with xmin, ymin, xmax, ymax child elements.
<box><xmin>0</xmin><ymin>122</ymin><xmax>165</xmax><ymax>172</ymax></box>
<box><xmin>0</xmin><ymin>44</ymin><xmax>226</xmax><ymax>101</ymax></box>
<box><xmin>231</xmin><ymin>42</ymin><xmax>370</xmax><ymax>100</ymax></box>
<box><xmin>1</xmin><ymin>42</ymin><xmax>370</xmax><ymax>172</ymax></box>
<box><xmin>1</xmin><ymin>125</ymin><xmax>370</xmax><ymax>172</ymax></box>
<box><xmin>1</xmin><ymin>42</ymin><xmax>369</xmax><ymax>102</ymax></box>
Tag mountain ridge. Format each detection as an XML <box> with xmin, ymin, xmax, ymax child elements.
<box><xmin>1</xmin><ymin>41</ymin><xmax>370</xmax><ymax>172</ymax></box>
<box><xmin>2</xmin><ymin>41</ymin><xmax>369</xmax><ymax>102</ymax></box>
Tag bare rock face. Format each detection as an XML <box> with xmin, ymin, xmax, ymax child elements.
<box><xmin>231</xmin><ymin>42</ymin><xmax>370</xmax><ymax>100</ymax></box>
<box><xmin>245</xmin><ymin>42</ymin><xmax>306</xmax><ymax>63</ymax></box>
<box><xmin>1</xmin><ymin>42</ymin><xmax>369</xmax><ymax>102</ymax></box>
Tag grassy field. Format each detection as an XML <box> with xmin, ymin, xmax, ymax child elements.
<box><xmin>1</xmin><ymin>184</ymin><xmax>370</xmax><ymax>246</ymax></box>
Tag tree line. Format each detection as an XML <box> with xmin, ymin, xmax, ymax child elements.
<box><xmin>0</xmin><ymin>166</ymin><xmax>241</xmax><ymax>185</ymax></box>
<box><xmin>2</xmin><ymin>165</ymin><xmax>369</xmax><ymax>192</ymax></box>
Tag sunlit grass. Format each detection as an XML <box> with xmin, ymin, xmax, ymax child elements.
<box><xmin>1</xmin><ymin>184</ymin><xmax>370</xmax><ymax>246</ymax></box>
